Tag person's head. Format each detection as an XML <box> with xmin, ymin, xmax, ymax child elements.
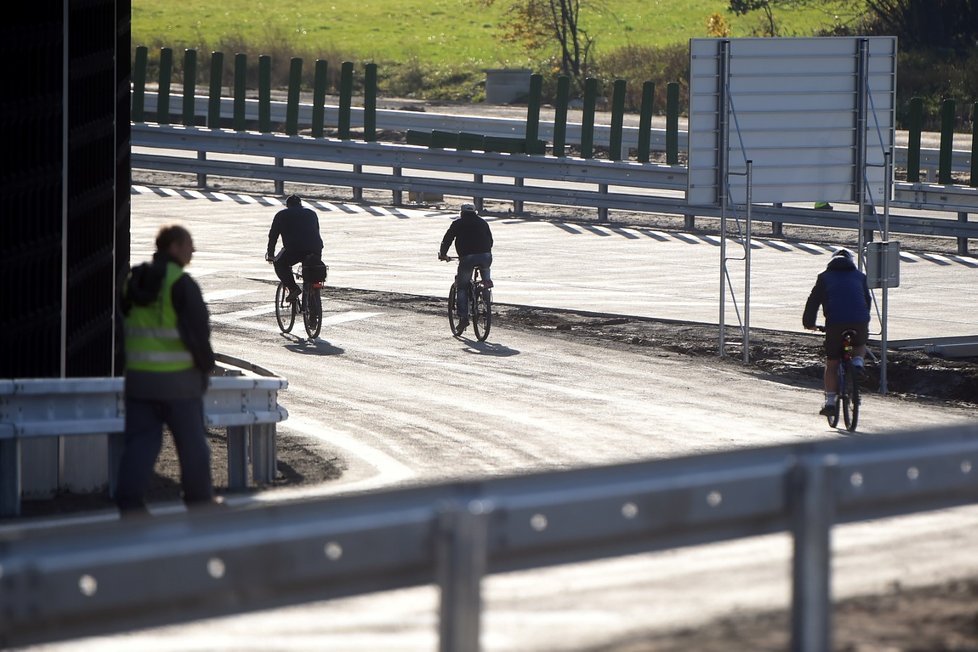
<box><xmin>832</xmin><ymin>248</ymin><xmax>854</xmax><ymax>261</ymax></box>
<box><xmin>286</xmin><ymin>194</ymin><xmax>302</xmax><ymax>208</ymax></box>
<box><xmin>460</xmin><ymin>203</ymin><xmax>477</xmax><ymax>216</ymax></box>
<box><xmin>156</xmin><ymin>224</ymin><xmax>195</xmax><ymax>267</ymax></box>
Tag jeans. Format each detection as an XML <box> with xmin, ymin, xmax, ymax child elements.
<box><xmin>455</xmin><ymin>252</ymin><xmax>492</xmax><ymax>318</ymax></box>
<box><xmin>274</xmin><ymin>249</ymin><xmax>319</xmax><ymax>294</ymax></box>
<box><xmin>116</xmin><ymin>396</ymin><xmax>214</xmax><ymax>513</ymax></box>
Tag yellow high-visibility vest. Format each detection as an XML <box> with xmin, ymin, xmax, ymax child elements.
<box><xmin>124</xmin><ymin>262</ymin><xmax>194</xmax><ymax>372</ymax></box>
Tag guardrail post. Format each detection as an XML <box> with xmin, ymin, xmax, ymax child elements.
<box><xmin>474</xmin><ymin>175</ymin><xmax>484</xmax><ymax>213</ymax></box>
<box><xmin>525</xmin><ymin>74</ymin><xmax>543</xmax><ymax>154</ymax></box>
<box><xmin>157</xmin><ymin>47</ymin><xmax>173</xmax><ymax>125</ymax></box>
<box><xmin>514</xmin><ymin>178</ymin><xmax>524</xmax><ymax>214</ymax></box>
<box><xmin>958</xmin><ymin>212</ymin><xmax>970</xmax><ymax>255</ymax></box>
<box><xmin>313</xmin><ymin>59</ymin><xmax>328</xmax><ymax>138</ymax></box>
<box><xmin>939</xmin><ymin>99</ymin><xmax>955</xmax><ymax>186</ymax></box>
<box><xmin>437</xmin><ymin>499</ymin><xmax>491</xmax><ymax>652</ymax></box>
<box><xmin>364</xmin><ymin>63</ymin><xmax>378</xmax><ymax>142</ymax></box>
<box><xmin>637</xmin><ymin>81</ymin><xmax>654</xmax><ymax>163</ymax></box>
<box><xmin>581</xmin><ymin>77</ymin><xmax>597</xmax><ymax>159</ymax></box>
<box><xmin>207</xmin><ymin>51</ymin><xmax>224</xmax><ymax>129</ymax></box>
<box><xmin>790</xmin><ymin>456</ymin><xmax>835</xmax><ymax>652</ymax></box>
<box><xmin>0</xmin><ymin>438</ymin><xmax>22</xmax><ymax>517</ymax></box>
<box><xmin>666</xmin><ymin>82</ymin><xmax>679</xmax><ymax>165</ymax></box>
<box><xmin>338</xmin><ymin>61</ymin><xmax>354</xmax><ymax>140</ymax></box>
<box><xmin>610</xmin><ymin>79</ymin><xmax>626</xmax><ymax>161</ymax></box>
<box><xmin>107</xmin><ymin>432</ymin><xmax>124</xmax><ymax>499</ymax></box>
<box><xmin>286</xmin><ymin>58</ymin><xmax>303</xmax><ymax>136</ymax></box>
<box><xmin>132</xmin><ymin>46</ymin><xmax>148</xmax><ymax>122</ymax></box>
<box><xmin>393</xmin><ymin>167</ymin><xmax>403</xmax><ymax>205</ymax></box>
<box><xmin>252</xmin><ymin>423</ymin><xmax>277</xmax><ymax>485</ymax></box>
<box><xmin>599</xmin><ymin>184</ymin><xmax>609</xmax><ymax>222</ymax></box>
<box><xmin>182</xmin><ymin>49</ymin><xmax>198</xmax><ymax>127</ymax></box>
<box><xmin>259</xmin><ymin>55</ymin><xmax>272</xmax><ymax>134</ymax></box>
<box><xmin>906</xmin><ymin>98</ymin><xmax>922</xmax><ymax>182</ymax></box>
<box><xmin>553</xmin><ymin>75</ymin><xmax>569</xmax><ymax>157</ymax></box>
<box><xmin>275</xmin><ymin>158</ymin><xmax>284</xmax><ymax>196</ymax></box>
<box><xmin>233</xmin><ymin>53</ymin><xmax>247</xmax><ymax>132</ymax></box>
<box><xmin>772</xmin><ymin>202</ymin><xmax>784</xmax><ymax>237</ymax></box>
<box><xmin>227</xmin><ymin>425</ymin><xmax>250</xmax><ymax>491</ymax></box>
<box><xmin>970</xmin><ymin>101</ymin><xmax>977</xmax><ymax>188</ymax></box>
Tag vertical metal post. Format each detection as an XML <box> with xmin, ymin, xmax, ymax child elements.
<box><xmin>610</xmin><ymin>79</ymin><xmax>626</xmax><ymax>161</ymax></box>
<box><xmin>364</xmin><ymin>63</ymin><xmax>378</xmax><ymax>142</ymax></box>
<box><xmin>157</xmin><ymin>47</ymin><xmax>173</xmax><ymax>125</ymax></box>
<box><xmin>790</xmin><ymin>457</ymin><xmax>835</xmax><ymax>652</ymax></box>
<box><xmin>958</xmin><ymin>212</ymin><xmax>970</xmax><ymax>255</ymax></box>
<box><xmin>525</xmin><ymin>74</ymin><xmax>542</xmax><ymax>154</ymax></box>
<box><xmin>581</xmin><ymin>77</ymin><xmax>597</xmax><ymax>159</ymax></box>
<box><xmin>207</xmin><ymin>51</ymin><xmax>224</xmax><ymax>129</ymax></box>
<box><xmin>718</xmin><ymin>40</ymin><xmax>730</xmax><ymax>356</ymax></box>
<box><xmin>437</xmin><ymin>500</ymin><xmax>490</xmax><ymax>652</ymax></box>
<box><xmin>286</xmin><ymin>58</ymin><xmax>302</xmax><ymax>136</ymax></box>
<box><xmin>182</xmin><ymin>49</ymin><xmax>197</xmax><ymax>127</ymax></box>
<box><xmin>637</xmin><ymin>81</ymin><xmax>654</xmax><ymax>163</ymax></box>
<box><xmin>514</xmin><ymin>178</ymin><xmax>524</xmax><ymax>214</ymax></box>
<box><xmin>259</xmin><ymin>55</ymin><xmax>272</xmax><ymax>133</ymax></box>
<box><xmin>553</xmin><ymin>76</ymin><xmax>569</xmax><ymax>158</ymax></box>
<box><xmin>233</xmin><ymin>53</ymin><xmax>247</xmax><ymax>132</ymax></box>
<box><xmin>0</xmin><ymin>439</ymin><xmax>22</xmax><ymax>517</ymax></box>
<box><xmin>938</xmin><ymin>99</ymin><xmax>955</xmax><ymax>186</ymax></box>
<box><xmin>666</xmin><ymin>82</ymin><xmax>680</xmax><ymax>165</ymax></box>
<box><xmin>131</xmin><ymin>46</ymin><xmax>148</xmax><ymax>122</ymax></box>
<box><xmin>474</xmin><ymin>174</ymin><xmax>484</xmax><ymax>212</ymax></box>
<box><xmin>743</xmin><ymin>160</ymin><xmax>752</xmax><ymax>364</ymax></box>
<box><xmin>312</xmin><ymin>59</ymin><xmax>328</xmax><ymax>138</ymax></box>
<box><xmin>855</xmin><ymin>39</ymin><xmax>868</xmax><ymax>271</ymax></box>
<box><xmin>880</xmin><ymin>150</ymin><xmax>892</xmax><ymax>394</ymax></box>
<box><xmin>393</xmin><ymin>167</ymin><xmax>403</xmax><ymax>206</ymax></box>
<box><xmin>227</xmin><ymin>425</ymin><xmax>250</xmax><ymax>491</ymax></box>
<box><xmin>598</xmin><ymin>184</ymin><xmax>609</xmax><ymax>222</ymax></box>
<box><xmin>338</xmin><ymin>61</ymin><xmax>354</xmax><ymax>140</ymax></box>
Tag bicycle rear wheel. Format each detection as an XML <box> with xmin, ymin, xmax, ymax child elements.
<box><xmin>842</xmin><ymin>365</ymin><xmax>859</xmax><ymax>431</ymax></box>
<box><xmin>472</xmin><ymin>284</ymin><xmax>491</xmax><ymax>342</ymax></box>
<box><xmin>447</xmin><ymin>283</ymin><xmax>463</xmax><ymax>336</ymax></box>
<box><xmin>275</xmin><ymin>282</ymin><xmax>296</xmax><ymax>333</ymax></box>
<box><xmin>304</xmin><ymin>288</ymin><xmax>322</xmax><ymax>339</ymax></box>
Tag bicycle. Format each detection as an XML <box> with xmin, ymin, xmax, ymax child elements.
<box><xmin>444</xmin><ymin>256</ymin><xmax>492</xmax><ymax>341</ymax></box>
<box><xmin>816</xmin><ymin>325</ymin><xmax>860</xmax><ymax>431</ymax></box>
<box><xmin>273</xmin><ymin>255</ymin><xmax>327</xmax><ymax>339</ymax></box>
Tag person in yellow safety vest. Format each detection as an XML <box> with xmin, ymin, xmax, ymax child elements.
<box><xmin>116</xmin><ymin>224</ymin><xmax>219</xmax><ymax>515</ymax></box>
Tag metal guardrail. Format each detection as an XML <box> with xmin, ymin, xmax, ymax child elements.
<box><xmin>0</xmin><ymin>358</ymin><xmax>288</xmax><ymax>517</ymax></box>
<box><xmin>131</xmin><ymin>124</ymin><xmax>978</xmax><ymax>246</ymax></box>
<box><xmin>141</xmin><ymin>92</ymin><xmax>975</xmax><ymax>179</ymax></box>
<box><xmin>1</xmin><ymin>423</ymin><xmax>976</xmax><ymax>651</ymax></box>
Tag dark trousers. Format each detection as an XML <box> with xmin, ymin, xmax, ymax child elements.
<box><xmin>274</xmin><ymin>249</ymin><xmax>317</xmax><ymax>294</ymax></box>
<box><xmin>116</xmin><ymin>396</ymin><xmax>214</xmax><ymax>513</ymax></box>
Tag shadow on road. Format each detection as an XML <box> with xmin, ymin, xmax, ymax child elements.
<box><xmin>461</xmin><ymin>340</ymin><xmax>520</xmax><ymax>357</ymax></box>
<box><xmin>281</xmin><ymin>334</ymin><xmax>345</xmax><ymax>356</ymax></box>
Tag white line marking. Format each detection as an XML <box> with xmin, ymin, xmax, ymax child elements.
<box><xmin>204</xmin><ymin>289</ymin><xmax>260</xmax><ymax>302</ymax></box>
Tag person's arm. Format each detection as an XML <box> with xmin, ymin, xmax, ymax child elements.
<box><xmin>802</xmin><ymin>276</ymin><xmax>825</xmax><ymax>329</ymax></box>
<box><xmin>267</xmin><ymin>213</ymin><xmax>282</xmax><ymax>258</ymax></box>
<box><xmin>172</xmin><ymin>275</ymin><xmax>216</xmax><ymax>374</ymax></box>
<box><xmin>439</xmin><ymin>224</ymin><xmax>456</xmax><ymax>258</ymax></box>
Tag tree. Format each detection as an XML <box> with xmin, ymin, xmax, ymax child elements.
<box><xmin>480</xmin><ymin>0</ymin><xmax>595</xmax><ymax>88</ymax></box>
<box><xmin>727</xmin><ymin>0</ymin><xmax>849</xmax><ymax>37</ymax></box>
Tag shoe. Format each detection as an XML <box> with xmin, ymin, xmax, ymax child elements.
<box><xmin>483</xmin><ymin>280</ymin><xmax>494</xmax><ymax>289</ymax></box>
<box><xmin>852</xmin><ymin>357</ymin><xmax>866</xmax><ymax>378</ymax></box>
<box><xmin>819</xmin><ymin>404</ymin><xmax>837</xmax><ymax>417</ymax></box>
<box><xmin>457</xmin><ymin>318</ymin><xmax>469</xmax><ymax>333</ymax></box>
<box><xmin>286</xmin><ymin>288</ymin><xmax>300</xmax><ymax>304</ymax></box>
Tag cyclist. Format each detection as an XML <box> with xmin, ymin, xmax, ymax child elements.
<box><xmin>802</xmin><ymin>248</ymin><xmax>871</xmax><ymax>416</ymax></box>
<box><xmin>438</xmin><ymin>203</ymin><xmax>493</xmax><ymax>332</ymax></box>
<box><xmin>265</xmin><ymin>194</ymin><xmax>324</xmax><ymax>304</ymax></box>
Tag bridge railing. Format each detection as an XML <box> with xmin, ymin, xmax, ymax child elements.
<box><xmin>0</xmin><ymin>355</ymin><xmax>288</xmax><ymax>517</ymax></box>
<box><xmin>2</xmin><ymin>422</ymin><xmax>976</xmax><ymax>651</ymax></box>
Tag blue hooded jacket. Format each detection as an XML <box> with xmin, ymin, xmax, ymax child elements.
<box><xmin>802</xmin><ymin>253</ymin><xmax>871</xmax><ymax>327</ymax></box>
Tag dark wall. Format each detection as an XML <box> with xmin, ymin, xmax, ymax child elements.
<box><xmin>0</xmin><ymin>0</ymin><xmax>130</xmax><ymax>378</ymax></box>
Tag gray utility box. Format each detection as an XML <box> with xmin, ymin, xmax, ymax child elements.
<box><xmin>865</xmin><ymin>241</ymin><xmax>900</xmax><ymax>288</ymax></box>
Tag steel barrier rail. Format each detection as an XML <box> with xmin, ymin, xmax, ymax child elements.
<box><xmin>131</xmin><ymin>124</ymin><xmax>978</xmax><ymax>244</ymax></box>
<box><xmin>1</xmin><ymin>423</ymin><xmax>976</xmax><ymax>651</ymax></box>
<box><xmin>0</xmin><ymin>370</ymin><xmax>289</xmax><ymax>517</ymax></box>
<box><xmin>140</xmin><ymin>91</ymin><xmax>973</xmax><ymax>177</ymax></box>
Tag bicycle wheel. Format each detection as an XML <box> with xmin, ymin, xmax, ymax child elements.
<box><xmin>825</xmin><ymin>366</ymin><xmax>842</xmax><ymax>427</ymax></box>
<box><xmin>275</xmin><ymin>282</ymin><xmax>296</xmax><ymax>333</ymax></box>
<box><xmin>447</xmin><ymin>283</ymin><xmax>463</xmax><ymax>336</ymax></box>
<box><xmin>842</xmin><ymin>364</ymin><xmax>860</xmax><ymax>431</ymax></box>
<box><xmin>472</xmin><ymin>284</ymin><xmax>491</xmax><ymax>342</ymax></box>
<box><xmin>303</xmin><ymin>288</ymin><xmax>322</xmax><ymax>339</ymax></box>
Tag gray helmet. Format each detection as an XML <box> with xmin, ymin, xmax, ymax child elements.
<box><xmin>460</xmin><ymin>203</ymin><xmax>477</xmax><ymax>215</ymax></box>
<box><xmin>832</xmin><ymin>248</ymin><xmax>853</xmax><ymax>260</ymax></box>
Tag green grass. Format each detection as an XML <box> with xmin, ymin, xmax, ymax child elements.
<box><xmin>133</xmin><ymin>0</ymin><xmax>862</xmax><ymax>68</ymax></box>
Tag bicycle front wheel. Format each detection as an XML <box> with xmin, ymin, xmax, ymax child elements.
<box><xmin>304</xmin><ymin>288</ymin><xmax>322</xmax><ymax>339</ymax></box>
<box><xmin>447</xmin><ymin>283</ymin><xmax>463</xmax><ymax>336</ymax></box>
<box><xmin>842</xmin><ymin>365</ymin><xmax>859</xmax><ymax>431</ymax></box>
<box><xmin>275</xmin><ymin>282</ymin><xmax>296</xmax><ymax>333</ymax></box>
<box><xmin>472</xmin><ymin>285</ymin><xmax>491</xmax><ymax>342</ymax></box>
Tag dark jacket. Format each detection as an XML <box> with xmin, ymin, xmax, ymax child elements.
<box><xmin>122</xmin><ymin>252</ymin><xmax>215</xmax><ymax>398</ymax></box>
<box><xmin>802</xmin><ymin>255</ymin><xmax>871</xmax><ymax>328</ymax></box>
<box><xmin>439</xmin><ymin>212</ymin><xmax>493</xmax><ymax>258</ymax></box>
<box><xmin>267</xmin><ymin>206</ymin><xmax>324</xmax><ymax>257</ymax></box>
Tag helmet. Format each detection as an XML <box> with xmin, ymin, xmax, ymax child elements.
<box><xmin>286</xmin><ymin>194</ymin><xmax>302</xmax><ymax>208</ymax></box>
<box><xmin>460</xmin><ymin>203</ymin><xmax>477</xmax><ymax>215</ymax></box>
<box><xmin>832</xmin><ymin>248</ymin><xmax>853</xmax><ymax>260</ymax></box>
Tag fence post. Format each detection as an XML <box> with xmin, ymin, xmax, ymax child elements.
<box><xmin>233</xmin><ymin>53</ymin><xmax>247</xmax><ymax>132</ymax></box>
<box><xmin>970</xmin><ymin>101</ymin><xmax>977</xmax><ymax>188</ymax></box>
<box><xmin>207</xmin><ymin>51</ymin><xmax>224</xmax><ymax>128</ymax></box>
<box><xmin>157</xmin><ymin>47</ymin><xmax>173</xmax><ymax>125</ymax></box>
<box><xmin>259</xmin><ymin>55</ymin><xmax>272</xmax><ymax>133</ymax></box>
<box><xmin>131</xmin><ymin>46</ymin><xmax>148</xmax><ymax>122</ymax></box>
<box><xmin>0</xmin><ymin>439</ymin><xmax>21</xmax><ymax>517</ymax></box>
<box><xmin>286</xmin><ymin>57</ymin><xmax>303</xmax><ymax>136</ymax></box>
<box><xmin>227</xmin><ymin>425</ymin><xmax>250</xmax><ymax>491</ymax></box>
<box><xmin>553</xmin><ymin>75</ymin><xmax>570</xmax><ymax>157</ymax></box>
<box><xmin>939</xmin><ymin>99</ymin><xmax>955</xmax><ymax>185</ymax></box>
<box><xmin>637</xmin><ymin>81</ymin><xmax>655</xmax><ymax>163</ymax></box>
<box><xmin>790</xmin><ymin>456</ymin><xmax>835</xmax><ymax>652</ymax></box>
<box><xmin>313</xmin><ymin>59</ymin><xmax>328</xmax><ymax>138</ymax></box>
<box><xmin>182</xmin><ymin>49</ymin><xmax>197</xmax><ymax>127</ymax></box>
<box><xmin>666</xmin><ymin>82</ymin><xmax>679</xmax><ymax>165</ymax></box>
<box><xmin>364</xmin><ymin>63</ymin><xmax>378</xmax><ymax>142</ymax></box>
<box><xmin>525</xmin><ymin>73</ymin><xmax>543</xmax><ymax>154</ymax></box>
<box><xmin>437</xmin><ymin>500</ymin><xmax>490</xmax><ymax>652</ymax></box>
<box><xmin>906</xmin><ymin>97</ymin><xmax>922</xmax><ymax>182</ymax></box>
<box><xmin>338</xmin><ymin>61</ymin><xmax>354</xmax><ymax>140</ymax></box>
<box><xmin>581</xmin><ymin>77</ymin><xmax>598</xmax><ymax>159</ymax></box>
<box><xmin>610</xmin><ymin>79</ymin><xmax>626</xmax><ymax>161</ymax></box>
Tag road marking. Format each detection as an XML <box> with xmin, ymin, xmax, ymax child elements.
<box><xmin>204</xmin><ymin>289</ymin><xmax>261</xmax><ymax>302</ymax></box>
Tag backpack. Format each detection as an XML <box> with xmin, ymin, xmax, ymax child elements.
<box><xmin>302</xmin><ymin>254</ymin><xmax>328</xmax><ymax>284</ymax></box>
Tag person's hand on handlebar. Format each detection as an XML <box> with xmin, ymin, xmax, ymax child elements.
<box><xmin>438</xmin><ymin>252</ymin><xmax>449</xmax><ymax>261</ymax></box>
<box><xmin>265</xmin><ymin>252</ymin><xmax>274</xmax><ymax>263</ymax></box>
